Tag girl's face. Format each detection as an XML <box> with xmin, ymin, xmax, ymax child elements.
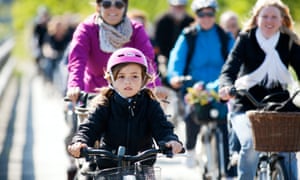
<box><xmin>99</xmin><ymin>0</ymin><xmax>126</xmax><ymax>25</ymax></box>
<box><xmin>112</xmin><ymin>63</ymin><xmax>144</xmax><ymax>98</ymax></box>
<box><xmin>256</xmin><ymin>6</ymin><xmax>283</xmax><ymax>39</ymax></box>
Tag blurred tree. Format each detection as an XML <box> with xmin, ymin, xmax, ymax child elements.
<box><xmin>12</xmin><ymin>0</ymin><xmax>299</xmax><ymax>31</ymax></box>
<box><xmin>10</xmin><ymin>0</ymin><xmax>300</xmax><ymax>59</ymax></box>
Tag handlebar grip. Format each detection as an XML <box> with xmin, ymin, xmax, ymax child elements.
<box><xmin>178</xmin><ymin>75</ymin><xmax>192</xmax><ymax>82</ymax></box>
<box><xmin>63</xmin><ymin>91</ymin><xmax>90</xmax><ymax>107</ymax></box>
<box><xmin>64</xmin><ymin>96</ymin><xmax>71</xmax><ymax>102</ymax></box>
<box><xmin>228</xmin><ymin>87</ymin><xmax>237</xmax><ymax>97</ymax></box>
<box><xmin>79</xmin><ymin>147</ymin><xmax>88</xmax><ymax>158</ymax></box>
<box><xmin>157</xmin><ymin>141</ymin><xmax>186</xmax><ymax>157</ymax></box>
<box><xmin>157</xmin><ymin>141</ymin><xmax>172</xmax><ymax>157</ymax></box>
<box><xmin>163</xmin><ymin>147</ymin><xmax>173</xmax><ymax>158</ymax></box>
<box><xmin>180</xmin><ymin>147</ymin><xmax>186</xmax><ymax>154</ymax></box>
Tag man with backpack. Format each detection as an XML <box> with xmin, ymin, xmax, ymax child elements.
<box><xmin>166</xmin><ymin>0</ymin><xmax>235</xmax><ymax>177</ymax></box>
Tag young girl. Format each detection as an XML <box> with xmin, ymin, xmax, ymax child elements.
<box><xmin>68</xmin><ymin>47</ymin><xmax>183</xmax><ymax>169</ymax></box>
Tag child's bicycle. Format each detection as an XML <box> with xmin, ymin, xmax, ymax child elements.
<box><xmin>229</xmin><ymin>88</ymin><xmax>300</xmax><ymax>180</ymax></box>
<box><xmin>78</xmin><ymin>141</ymin><xmax>185</xmax><ymax>180</ymax></box>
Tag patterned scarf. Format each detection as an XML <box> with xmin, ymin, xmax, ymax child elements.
<box><xmin>96</xmin><ymin>16</ymin><xmax>133</xmax><ymax>53</ymax></box>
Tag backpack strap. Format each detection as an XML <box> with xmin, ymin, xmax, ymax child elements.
<box><xmin>216</xmin><ymin>24</ymin><xmax>230</xmax><ymax>61</ymax></box>
<box><xmin>182</xmin><ymin>24</ymin><xmax>230</xmax><ymax>75</ymax></box>
<box><xmin>183</xmin><ymin>25</ymin><xmax>198</xmax><ymax>75</ymax></box>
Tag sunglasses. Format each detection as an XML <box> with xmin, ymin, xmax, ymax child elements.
<box><xmin>101</xmin><ymin>1</ymin><xmax>125</xmax><ymax>9</ymax></box>
<box><xmin>196</xmin><ymin>11</ymin><xmax>215</xmax><ymax>18</ymax></box>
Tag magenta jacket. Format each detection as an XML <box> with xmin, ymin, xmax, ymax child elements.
<box><xmin>68</xmin><ymin>14</ymin><xmax>160</xmax><ymax>93</ymax></box>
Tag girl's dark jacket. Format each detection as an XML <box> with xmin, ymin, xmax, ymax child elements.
<box><xmin>219</xmin><ymin>28</ymin><xmax>300</xmax><ymax>113</ymax></box>
<box><xmin>71</xmin><ymin>89</ymin><xmax>180</xmax><ymax>156</ymax></box>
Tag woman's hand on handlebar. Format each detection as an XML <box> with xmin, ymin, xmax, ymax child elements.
<box><xmin>218</xmin><ymin>86</ymin><xmax>234</xmax><ymax>101</ymax></box>
<box><xmin>66</xmin><ymin>87</ymin><xmax>81</xmax><ymax>102</ymax></box>
<box><xmin>165</xmin><ymin>140</ymin><xmax>184</xmax><ymax>154</ymax></box>
<box><xmin>170</xmin><ymin>76</ymin><xmax>183</xmax><ymax>89</ymax></box>
<box><xmin>169</xmin><ymin>75</ymin><xmax>192</xmax><ymax>89</ymax></box>
<box><xmin>68</xmin><ymin>142</ymin><xmax>87</xmax><ymax>158</ymax></box>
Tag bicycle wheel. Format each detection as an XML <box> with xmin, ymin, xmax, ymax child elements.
<box><xmin>201</xmin><ymin>126</ymin><xmax>220</xmax><ymax>179</ymax></box>
<box><xmin>271</xmin><ymin>160</ymin><xmax>287</xmax><ymax>180</ymax></box>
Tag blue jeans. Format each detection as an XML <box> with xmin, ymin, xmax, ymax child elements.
<box><xmin>230</xmin><ymin>112</ymin><xmax>298</xmax><ymax>180</ymax></box>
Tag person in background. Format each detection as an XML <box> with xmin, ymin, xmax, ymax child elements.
<box><xmin>218</xmin><ymin>0</ymin><xmax>300</xmax><ymax>179</ymax></box>
<box><xmin>220</xmin><ymin>10</ymin><xmax>240</xmax><ymax>39</ymax></box>
<box><xmin>41</xmin><ymin>15</ymin><xmax>71</xmax><ymax>84</ymax></box>
<box><xmin>32</xmin><ymin>5</ymin><xmax>51</xmax><ymax>74</ymax></box>
<box><xmin>67</xmin><ymin>0</ymin><xmax>163</xmax><ymax>103</ymax></box>
<box><xmin>68</xmin><ymin>47</ymin><xmax>183</xmax><ymax>171</ymax></box>
<box><xmin>167</xmin><ymin>1</ymin><xmax>234</xmax><ymax>178</ymax></box>
<box><xmin>127</xmin><ymin>9</ymin><xmax>147</xmax><ymax>28</ymax></box>
<box><xmin>153</xmin><ymin>0</ymin><xmax>194</xmax><ymax>85</ymax></box>
<box><xmin>127</xmin><ymin>9</ymin><xmax>155</xmax><ymax>48</ymax></box>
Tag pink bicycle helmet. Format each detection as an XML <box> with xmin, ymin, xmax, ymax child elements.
<box><xmin>107</xmin><ymin>47</ymin><xmax>148</xmax><ymax>73</ymax></box>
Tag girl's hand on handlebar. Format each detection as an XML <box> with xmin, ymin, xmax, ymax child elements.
<box><xmin>66</xmin><ymin>87</ymin><xmax>81</xmax><ymax>102</ymax></box>
<box><xmin>165</xmin><ymin>140</ymin><xmax>183</xmax><ymax>154</ymax></box>
<box><xmin>218</xmin><ymin>86</ymin><xmax>233</xmax><ymax>101</ymax></box>
<box><xmin>68</xmin><ymin>142</ymin><xmax>87</xmax><ymax>158</ymax></box>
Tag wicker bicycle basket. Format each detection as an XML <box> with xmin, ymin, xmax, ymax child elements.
<box><xmin>246</xmin><ymin>111</ymin><xmax>300</xmax><ymax>152</ymax></box>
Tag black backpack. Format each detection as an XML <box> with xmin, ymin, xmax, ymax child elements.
<box><xmin>182</xmin><ymin>24</ymin><xmax>231</xmax><ymax>75</ymax></box>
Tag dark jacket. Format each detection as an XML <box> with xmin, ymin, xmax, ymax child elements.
<box><xmin>219</xmin><ymin>28</ymin><xmax>300</xmax><ymax>113</ymax></box>
<box><xmin>154</xmin><ymin>13</ymin><xmax>194</xmax><ymax>58</ymax></box>
<box><xmin>72</xmin><ymin>89</ymin><xmax>180</xmax><ymax>155</ymax></box>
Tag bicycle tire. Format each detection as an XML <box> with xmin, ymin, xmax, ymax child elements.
<box><xmin>202</xmin><ymin>127</ymin><xmax>220</xmax><ymax>179</ymax></box>
<box><xmin>271</xmin><ymin>160</ymin><xmax>288</xmax><ymax>180</ymax></box>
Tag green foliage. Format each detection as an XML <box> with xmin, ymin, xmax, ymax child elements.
<box><xmin>9</xmin><ymin>0</ymin><xmax>300</xmax><ymax>59</ymax></box>
<box><xmin>12</xmin><ymin>0</ymin><xmax>93</xmax><ymax>30</ymax></box>
<box><xmin>12</xmin><ymin>0</ymin><xmax>300</xmax><ymax>31</ymax></box>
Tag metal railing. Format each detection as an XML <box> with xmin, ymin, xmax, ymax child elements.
<box><xmin>0</xmin><ymin>37</ymin><xmax>15</xmax><ymax>99</ymax></box>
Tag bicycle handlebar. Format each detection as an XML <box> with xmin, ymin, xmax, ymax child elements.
<box><xmin>229</xmin><ymin>88</ymin><xmax>266</xmax><ymax>109</ymax></box>
<box><xmin>229</xmin><ymin>87</ymin><xmax>300</xmax><ymax>111</ymax></box>
<box><xmin>80</xmin><ymin>141</ymin><xmax>185</xmax><ymax>163</ymax></box>
<box><xmin>177</xmin><ymin>75</ymin><xmax>192</xmax><ymax>83</ymax></box>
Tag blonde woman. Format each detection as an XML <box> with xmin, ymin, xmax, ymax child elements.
<box><xmin>218</xmin><ymin>0</ymin><xmax>300</xmax><ymax>179</ymax></box>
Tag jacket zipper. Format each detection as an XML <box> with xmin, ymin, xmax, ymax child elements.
<box><xmin>126</xmin><ymin>105</ymin><xmax>134</xmax><ymax>150</ymax></box>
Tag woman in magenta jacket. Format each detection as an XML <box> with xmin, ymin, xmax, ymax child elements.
<box><xmin>67</xmin><ymin>0</ymin><xmax>161</xmax><ymax>101</ymax></box>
